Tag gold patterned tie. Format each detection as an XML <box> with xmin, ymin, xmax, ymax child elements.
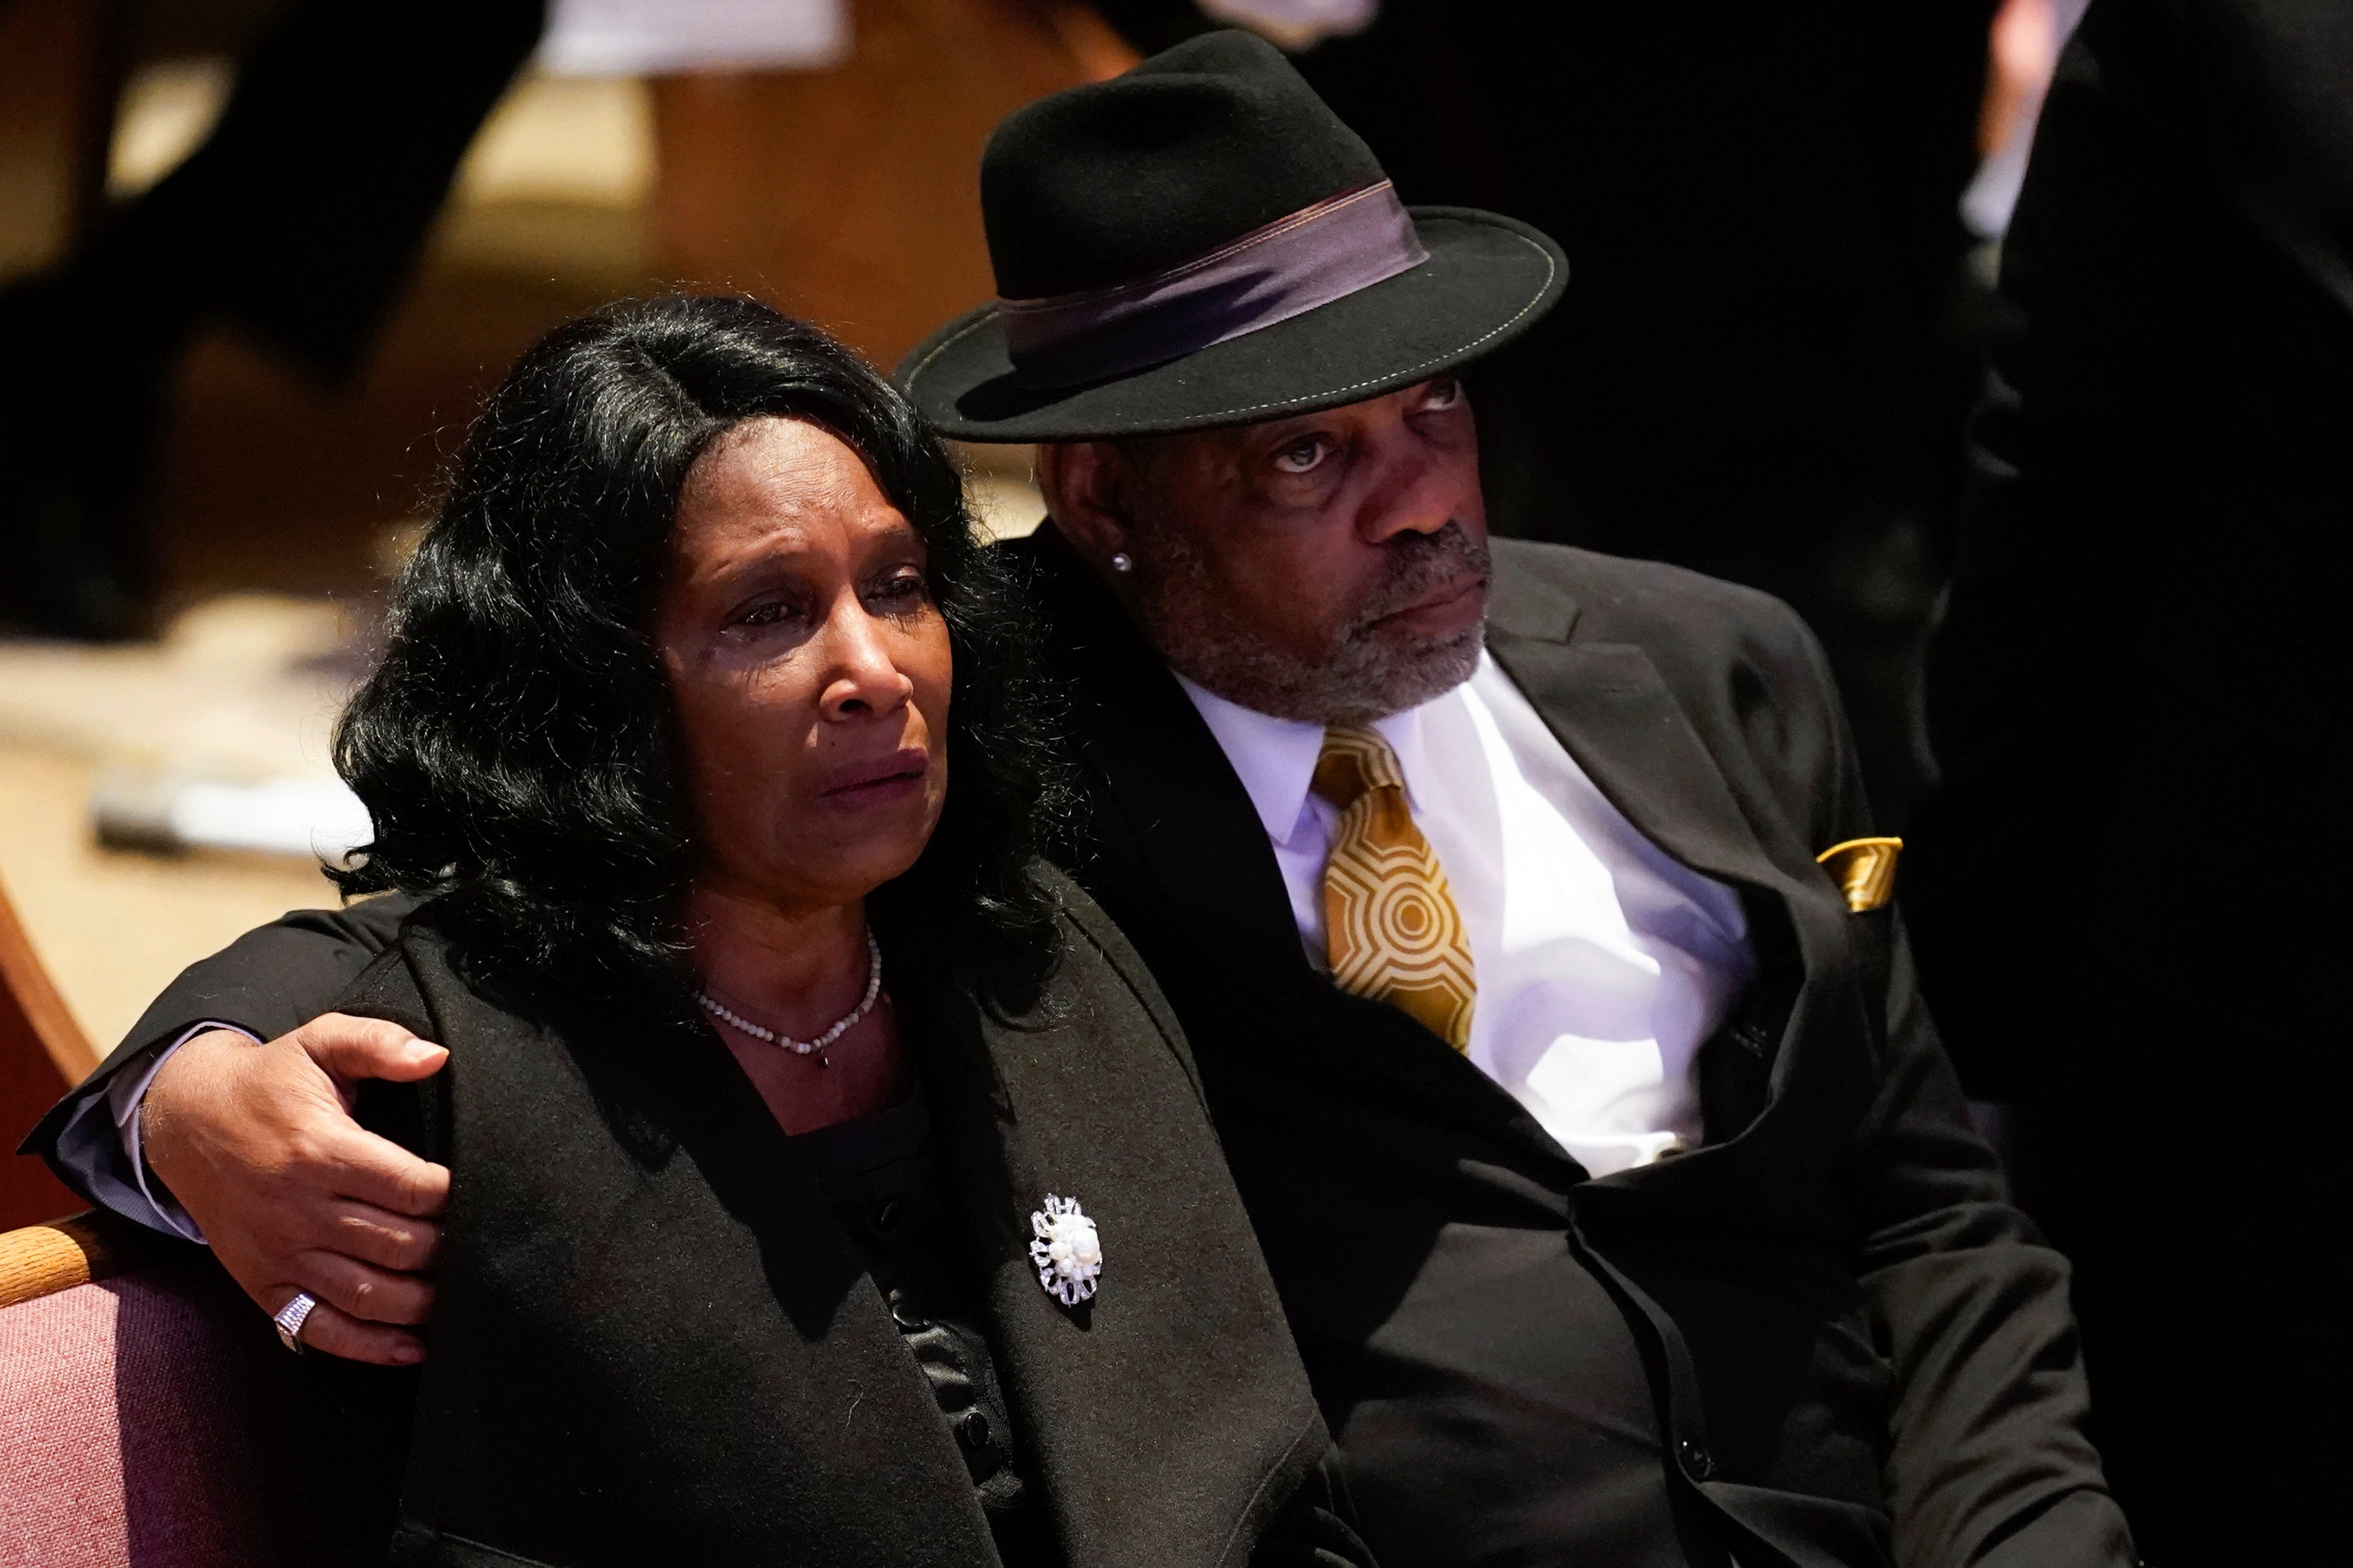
<box><xmin>1313</xmin><ymin>725</ymin><xmax>1477</xmax><ymax>1051</ymax></box>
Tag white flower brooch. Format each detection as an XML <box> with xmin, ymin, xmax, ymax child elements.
<box><xmin>1028</xmin><ymin>1193</ymin><xmax>1103</xmax><ymax>1306</ymax></box>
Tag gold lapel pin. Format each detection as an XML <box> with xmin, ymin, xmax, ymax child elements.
<box><xmin>1816</xmin><ymin>837</ymin><xmax>1902</xmax><ymax>913</ymax></box>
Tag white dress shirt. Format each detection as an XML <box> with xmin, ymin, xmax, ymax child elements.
<box><xmin>1178</xmin><ymin>651</ymin><xmax>1757</xmax><ymax>1176</ymax></box>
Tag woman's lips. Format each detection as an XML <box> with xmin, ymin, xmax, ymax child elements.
<box><xmin>819</xmin><ymin>750</ymin><xmax>929</xmax><ymax>808</ymax></box>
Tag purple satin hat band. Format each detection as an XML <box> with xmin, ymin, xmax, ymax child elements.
<box><xmin>998</xmin><ymin>181</ymin><xmax>1430</xmax><ymax>390</ymax></box>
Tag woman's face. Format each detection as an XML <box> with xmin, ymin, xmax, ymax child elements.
<box><xmin>653</xmin><ymin>416</ymin><xmax>952</xmax><ymax>915</ymax></box>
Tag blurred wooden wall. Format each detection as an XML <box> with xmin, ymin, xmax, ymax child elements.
<box><xmin>651</xmin><ymin>0</ymin><xmax>1136</xmax><ymax>371</ymax></box>
<box><xmin>2</xmin><ymin>879</ymin><xmax>94</xmax><ymax>1231</ymax></box>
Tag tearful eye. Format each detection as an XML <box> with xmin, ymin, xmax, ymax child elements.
<box><xmin>1273</xmin><ymin>436</ymin><xmax>1330</xmax><ymax>475</ymax></box>
<box><xmin>728</xmin><ymin>587</ymin><xmax>818</xmax><ymax>632</ymax></box>
<box><xmin>869</xmin><ymin>570</ymin><xmax>930</xmax><ymax>607</ymax></box>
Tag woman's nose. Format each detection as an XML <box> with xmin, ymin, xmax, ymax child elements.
<box><xmin>819</xmin><ymin>604</ymin><xmax>915</xmax><ymax>720</ymax></box>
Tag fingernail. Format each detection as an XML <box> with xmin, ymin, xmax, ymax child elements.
<box><xmin>408</xmin><ymin>1044</ymin><xmax>447</xmax><ymax>1062</ymax></box>
<box><xmin>392</xmin><ymin>1344</ymin><xmax>424</xmax><ymax>1365</ymax></box>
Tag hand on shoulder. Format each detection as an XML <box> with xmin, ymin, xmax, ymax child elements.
<box><xmin>144</xmin><ymin>1014</ymin><xmax>452</xmax><ymax>1365</ymax></box>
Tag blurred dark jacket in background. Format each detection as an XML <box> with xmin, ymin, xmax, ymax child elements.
<box><xmin>1905</xmin><ymin>0</ymin><xmax>2352</xmax><ymax>1556</ymax></box>
<box><xmin>1099</xmin><ymin>0</ymin><xmax>2000</xmax><ymax>826</ymax></box>
<box><xmin>0</xmin><ymin>0</ymin><xmax>548</xmax><ymax>638</ymax></box>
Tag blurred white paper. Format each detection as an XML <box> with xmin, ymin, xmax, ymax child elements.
<box><xmin>540</xmin><ymin>0</ymin><xmax>850</xmax><ymax>77</ymax></box>
<box><xmin>1197</xmin><ymin>0</ymin><xmax>1378</xmax><ymax>52</ymax></box>
<box><xmin>94</xmin><ymin>770</ymin><xmax>373</xmax><ymax>863</ymax></box>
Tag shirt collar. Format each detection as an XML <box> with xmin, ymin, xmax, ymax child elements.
<box><xmin>1174</xmin><ymin>669</ymin><xmax>1448</xmax><ymax>848</ymax></box>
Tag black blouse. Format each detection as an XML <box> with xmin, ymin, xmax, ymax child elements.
<box><xmin>798</xmin><ymin>1088</ymin><xmax>1055</xmax><ymax>1565</ymax></box>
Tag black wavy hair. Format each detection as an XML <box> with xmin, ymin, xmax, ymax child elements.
<box><xmin>330</xmin><ymin>295</ymin><xmax>1063</xmax><ymax>1018</ymax></box>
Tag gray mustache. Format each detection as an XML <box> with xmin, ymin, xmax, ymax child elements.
<box><xmin>1349</xmin><ymin>521</ymin><xmax>1492</xmax><ymax>630</ymax></box>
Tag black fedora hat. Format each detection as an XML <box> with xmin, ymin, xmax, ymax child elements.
<box><xmin>895</xmin><ymin>30</ymin><xmax>1566</xmax><ymax>442</ymax></box>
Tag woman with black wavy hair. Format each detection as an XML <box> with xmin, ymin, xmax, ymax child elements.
<box><xmin>239</xmin><ymin>296</ymin><xmax>1357</xmax><ymax>1568</ymax></box>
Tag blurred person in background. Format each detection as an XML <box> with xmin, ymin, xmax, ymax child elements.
<box><xmin>0</xmin><ymin>0</ymin><xmax>547</xmax><ymax>640</ymax></box>
<box><xmin>1093</xmin><ymin>0</ymin><xmax>2002</xmax><ymax>829</ymax></box>
<box><xmin>1904</xmin><ymin>0</ymin><xmax>2353</xmax><ymax>1556</ymax></box>
<box><xmin>34</xmin><ymin>36</ymin><xmax>2135</xmax><ymax>1568</ymax></box>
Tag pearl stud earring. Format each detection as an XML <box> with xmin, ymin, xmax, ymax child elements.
<box><xmin>1110</xmin><ymin>552</ymin><xmax>1134</xmax><ymax>573</ymax></box>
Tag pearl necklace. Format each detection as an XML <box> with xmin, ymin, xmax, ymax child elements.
<box><xmin>697</xmin><ymin>932</ymin><xmax>883</xmax><ymax>1067</ymax></box>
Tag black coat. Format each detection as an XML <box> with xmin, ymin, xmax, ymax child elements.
<box><xmin>1903</xmin><ymin>0</ymin><xmax>2353</xmax><ymax>1556</ymax></box>
<box><xmin>39</xmin><ymin>531</ymin><xmax>2128</xmax><ymax>1567</ymax></box>
<box><xmin>56</xmin><ymin>872</ymin><xmax>1352</xmax><ymax>1568</ymax></box>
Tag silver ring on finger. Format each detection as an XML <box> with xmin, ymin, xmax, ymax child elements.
<box><xmin>271</xmin><ymin>1291</ymin><xmax>319</xmax><ymax>1354</ymax></box>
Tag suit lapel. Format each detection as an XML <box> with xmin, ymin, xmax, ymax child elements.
<box><xmin>1484</xmin><ymin>558</ymin><xmax>1885</xmax><ymax>1206</ymax></box>
<box><xmin>1484</xmin><ymin>582</ymin><xmax>1832</xmax><ymax>1144</ymax></box>
<box><xmin>1484</xmin><ymin>624</ymin><xmax>1788</xmax><ymax>900</ymax></box>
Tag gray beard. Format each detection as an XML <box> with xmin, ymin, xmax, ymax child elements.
<box><xmin>1133</xmin><ymin>520</ymin><xmax>1490</xmax><ymax>725</ymax></box>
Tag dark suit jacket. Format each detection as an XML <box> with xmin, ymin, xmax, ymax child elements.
<box><xmin>36</xmin><ymin>531</ymin><xmax>2128</xmax><ymax>1567</ymax></box>
<box><xmin>54</xmin><ymin>871</ymin><xmax>1350</xmax><ymax>1568</ymax></box>
<box><xmin>1902</xmin><ymin>1</ymin><xmax>2352</xmax><ymax>1555</ymax></box>
<box><xmin>1016</xmin><ymin>528</ymin><xmax>2127</xmax><ymax>1568</ymax></box>
<box><xmin>1912</xmin><ymin>0</ymin><xmax>2353</xmax><ymax>1097</ymax></box>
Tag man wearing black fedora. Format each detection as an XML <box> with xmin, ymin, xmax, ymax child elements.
<box><xmin>31</xmin><ymin>32</ymin><xmax>2132</xmax><ymax>1568</ymax></box>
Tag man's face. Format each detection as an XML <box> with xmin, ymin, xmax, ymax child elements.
<box><xmin>1043</xmin><ymin>378</ymin><xmax>1490</xmax><ymax>724</ymax></box>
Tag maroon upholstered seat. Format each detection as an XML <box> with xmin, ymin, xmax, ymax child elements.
<box><xmin>0</xmin><ymin>1224</ymin><xmax>298</xmax><ymax>1568</ymax></box>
